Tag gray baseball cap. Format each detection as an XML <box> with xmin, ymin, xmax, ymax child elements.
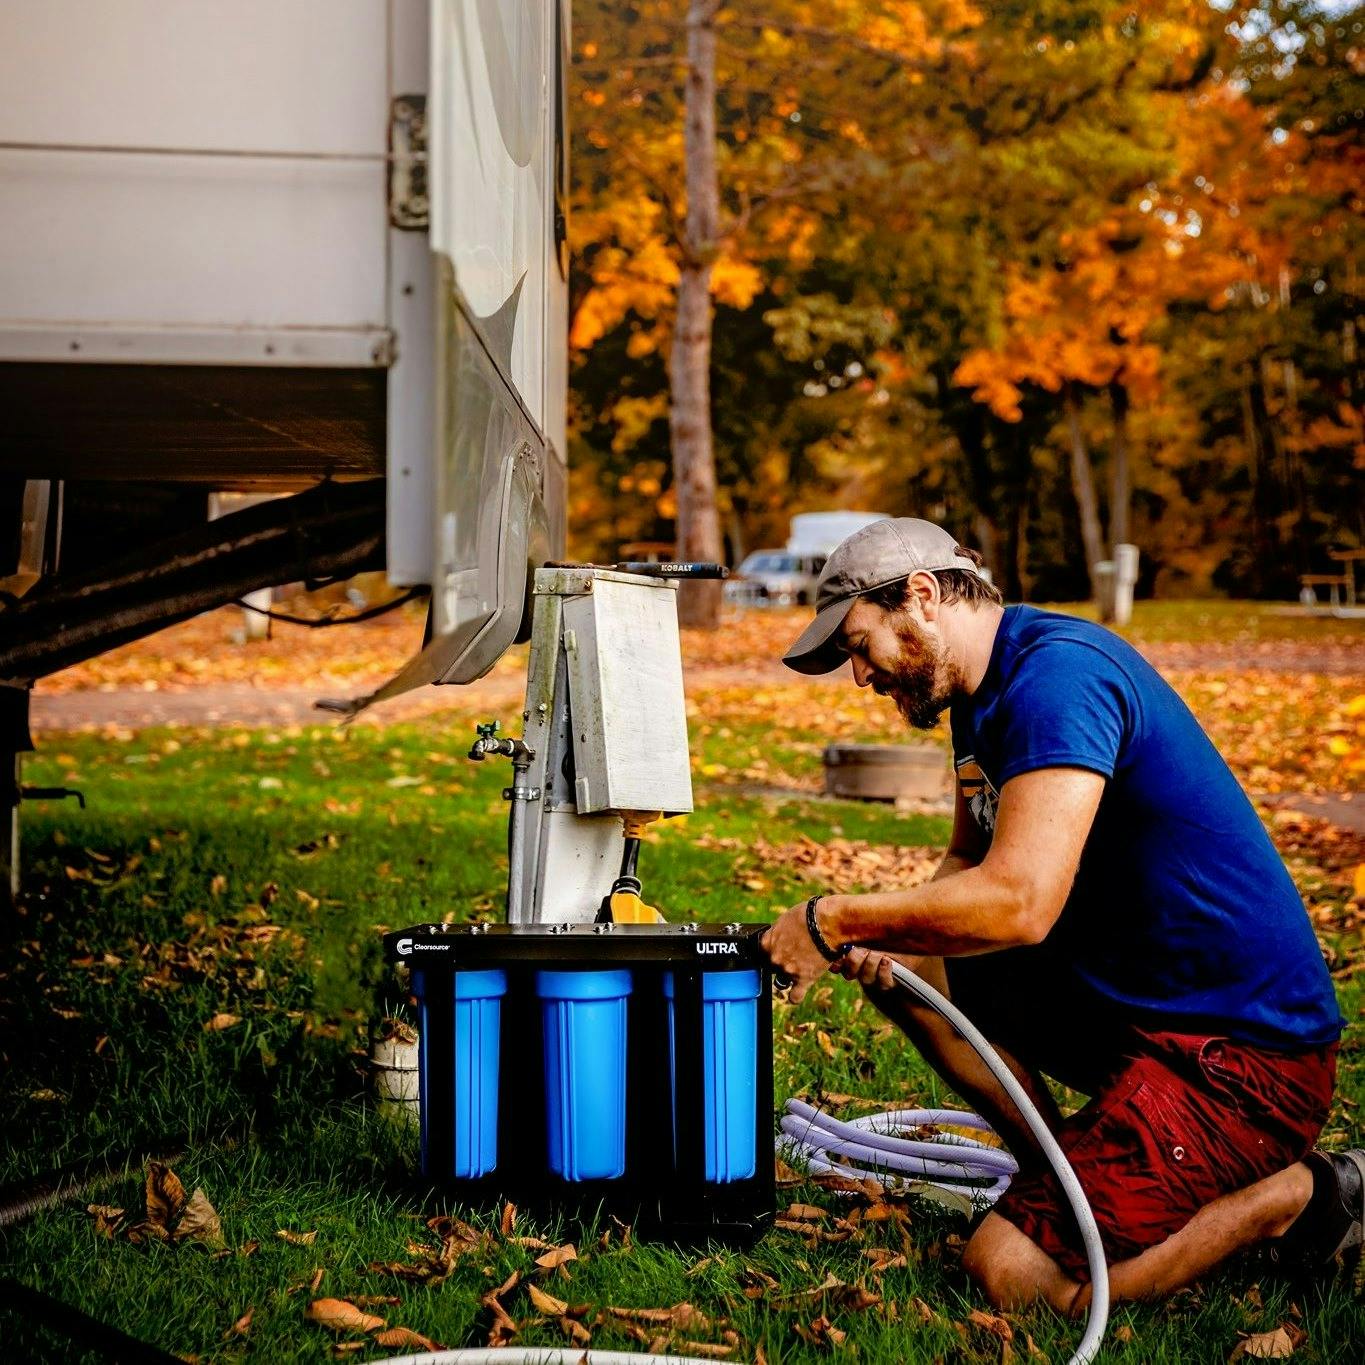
<box><xmin>782</xmin><ymin>518</ymin><xmax>985</xmax><ymax>674</ymax></box>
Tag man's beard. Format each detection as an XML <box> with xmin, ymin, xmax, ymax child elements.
<box><xmin>873</xmin><ymin>616</ymin><xmax>951</xmax><ymax>730</ymax></box>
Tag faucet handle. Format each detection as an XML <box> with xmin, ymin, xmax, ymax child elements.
<box><xmin>475</xmin><ymin>721</ymin><xmax>500</xmax><ymax>740</ymax></box>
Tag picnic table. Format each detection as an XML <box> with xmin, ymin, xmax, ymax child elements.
<box><xmin>1300</xmin><ymin>549</ymin><xmax>1363</xmax><ymax>607</ymax></box>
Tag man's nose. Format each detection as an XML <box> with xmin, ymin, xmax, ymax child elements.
<box><xmin>851</xmin><ymin>655</ymin><xmax>873</xmax><ymax>687</ymax></box>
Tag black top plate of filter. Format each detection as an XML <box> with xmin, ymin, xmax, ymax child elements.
<box><xmin>383</xmin><ymin>921</ymin><xmax>769</xmax><ymax>970</ymax></box>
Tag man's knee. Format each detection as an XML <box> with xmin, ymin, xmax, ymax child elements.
<box><xmin>963</xmin><ymin>1213</ymin><xmax>1081</xmax><ymax>1314</ymax></box>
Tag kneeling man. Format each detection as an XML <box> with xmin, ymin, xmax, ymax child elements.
<box><xmin>762</xmin><ymin>518</ymin><xmax>1359</xmax><ymax>1312</ymax></box>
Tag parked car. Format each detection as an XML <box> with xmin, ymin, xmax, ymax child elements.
<box><xmin>724</xmin><ymin>549</ymin><xmax>826</xmax><ymax>606</ymax></box>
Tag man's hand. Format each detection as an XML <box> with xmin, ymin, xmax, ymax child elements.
<box><xmin>832</xmin><ymin>946</ymin><xmax>922</xmax><ymax>994</ymax></box>
<box><xmin>760</xmin><ymin>900</ymin><xmax>838</xmax><ymax>1003</ymax></box>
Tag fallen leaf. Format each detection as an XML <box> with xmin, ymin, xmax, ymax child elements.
<box><xmin>534</xmin><ymin>1242</ymin><xmax>578</xmax><ymax>1270</ymax></box>
<box><xmin>175</xmin><ymin>1188</ymin><xmax>224</xmax><ymax>1248</ymax></box>
<box><xmin>278</xmin><ymin>1228</ymin><xmax>318</xmax><ymax>1246</ymax></box>
<box><xmin>528</xmin><ymin>1284</ymin><xmax>569</xmax><ymax>1316</ymax></box>
<box><xmin>1233</xmin><ymin>1324</ymin><xmax>1306</xmax><ymax>1359</ymax></box>
<box><xmin>224</xmin><ymin>1308</ymin><xmax>253</xmax><ymax>1339</ymax></box>
<box><xmin>607</xmin><ymin>1303</ymin><xmax>713</xmax><ymax>1334</ymax></box>
<box><xmin>373</xmin><ymin>1326</ymin><xmax>440</xmax><ymax>1351</ymax></box>
<box><xmin>559</xmin><ymin>1315</ymin><xmax>592</xmax><ymax>1346</ymax></box>
<box><xmin>204</xmin><ymin>1013</ymin><xmax>240</xmax><ymax>1032</ymax></box>
<box><xmin>739</xmin><ymin>1266</ymin><xmax>780</xmax><ymax>1300</ymax></box>
<box><xmin>500</xmin><ymin>1202</ymin><xmax>518</xmax><ymax>1237</ymax></box>
<box><xmin>794</xmin><ymin>1314</ymin><xmax>846</xmax><ymax>1348</ymax></box>
<box><xmin>87</xmin><ymin>1204</ymin><xmax>125</xmax><ymax>1239</ymax></box>
<box><xmin>862</xmin><ymin>1248</ymin><xmax>908</xmax><ymax>1273</ymax></box>
<box><xmin>785</xmin><ymin>1203</ymin><xmax>828</xmax><ymax>1221</ymax></box>
<box><xmin>145</xmin><ymin>1162</ymin><xmax>186</xmax><ymax>1232</ymax></box>
<box><xmin>862</xmin><ymin>1203</ymin><xmax>908</xmax><ymax>1224</ymax></box>
<box><xmin>481</xmin><ymin>1269</ymin><xmax>521</xmax><ymax>1342</ymax></box>
<box><xmin>306</xmin><ymin>1299</ymin><xmax>385</xmax><ymax>1334</ymax></box>
<box><xmin>774</xmin><ymin>1217</ymin><xmax>824</xmax><ymax>1236</ymax></box>
<box><xmin>968</xmin><ymin>1308</ymin><xmax>1014</xmax><ymax>1343</ymax></box>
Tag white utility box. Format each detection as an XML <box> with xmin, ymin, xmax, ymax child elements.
<box><xmin>562</xmin><ymin>575</ymin><xmax>694</xmax><ymax>817</ymax></box>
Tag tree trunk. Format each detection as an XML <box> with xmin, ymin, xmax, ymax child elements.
<box><xmin>1064</xmin><ymin>386</ymin><xmax>1104</xmax><ymax>597</ymax></box>
<box><xmin>1241</xmin><ymin>374</ymin><xmax>1269</xmax><ymax>598</ymax></box>
<box><xmin>669</xmin><ymin>0</ymin><xmax>724</xmax><ymax>628</ymax></box>
<box><xmin>1108</xmin><ymin>381</ymin><xmax>1132</xmax><ymax>552</ymax></box>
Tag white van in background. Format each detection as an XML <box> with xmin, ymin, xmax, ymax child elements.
<box><xmin>725</xmin><ymin>511</ymin><xmax>888</xmax><ymax>607</ymax></box>
<box><xmin>786</xmin><ymin>511</ymin><xmax>889</xmax><ymax>557</ymax></box>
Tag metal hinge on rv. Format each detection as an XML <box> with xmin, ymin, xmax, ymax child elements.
<box><xmin>389</xmin><ymin>95</ymin><xmax>429</xmax><ymax>230</ymax></box>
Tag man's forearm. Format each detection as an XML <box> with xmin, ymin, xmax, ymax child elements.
<box><xmin>822</xmin><ymin>862</ymin><xmax>1042</xmax><ymax>958</ymax></box>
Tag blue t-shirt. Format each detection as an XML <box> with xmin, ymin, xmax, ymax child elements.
<box><xmin>949</xmin><ymin>605</ymin><xmax>1342</xmax><ymax>1050</ymax></box>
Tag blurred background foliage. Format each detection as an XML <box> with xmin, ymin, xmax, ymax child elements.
<box><xmin>564</xmin><ymin>1</ymin><xmax>1362</xmax><ymax>601</ymax></box>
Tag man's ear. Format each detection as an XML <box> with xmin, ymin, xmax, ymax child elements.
<box><xmin>907</xmin><ymin>570</ymin><xmax>941</xmax><ymax>621</ymax></box>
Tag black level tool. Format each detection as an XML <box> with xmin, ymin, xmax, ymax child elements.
<box><xmin>610</xmin><ymin>561</ymin><xmax>729</xmax><ymax>578</ymax></box>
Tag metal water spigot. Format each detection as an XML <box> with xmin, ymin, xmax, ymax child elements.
<box><xmin>467</xmin><ymin>721</ymin><xmax>533</xmax><ymax>764</ymax></box>
<box><xmin>467</xmin><ymin>722</ymin><xmax>538</xmax><ymax>925</ymax></box>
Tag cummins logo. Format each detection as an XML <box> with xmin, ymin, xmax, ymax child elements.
<box><xmin>696</xmin><ymin>941</ymin><xmax>739</xmax><ymax>956</ymax></box>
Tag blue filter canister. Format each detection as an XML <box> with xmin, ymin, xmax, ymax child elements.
<box><xmin>664</xmin><ymin>970</ymin><xmax>762</xmax><ymax>1182</ymax></box>
<box><xmin>412</xmin><ymin>968</ymin><xmax>508</xmax><ymax>1179</ymax></box>
<box><xmin>536</xmin><ymin>969</ymin><xmax>633</xmax><ymax>1181</ymax></box>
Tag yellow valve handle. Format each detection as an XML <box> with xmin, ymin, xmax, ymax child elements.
<box><xmin>609</xmin><ymin>889</ymin><xmax>664</xmax><ymax>924</ymax></box>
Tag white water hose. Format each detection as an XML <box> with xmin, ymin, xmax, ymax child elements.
<box><xmin>370</xmin><ymin>964</ymin><xmax>1110</xmax><ymax>1365</ymax></box>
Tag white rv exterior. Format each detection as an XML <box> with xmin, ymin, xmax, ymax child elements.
<box><xmin>0</xmin><ymin>0</ymin><xmax>569</xmax><ymax>686</ymax></box>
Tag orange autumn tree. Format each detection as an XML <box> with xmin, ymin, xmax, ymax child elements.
<box><xmin>947</xmin><ymin>1</ymin><xmax>1254</xmax><ymax>599</ymax></box>
<box><xmin>953</xmin><ymin>211</ymin><xmax>1234</xmax><ymax>595</ymax></box>
<box><xmin>569</xmin><ymin>0</ymin><xmax>983</xmax><ymax>624</ymax></box>
<box><xmin>955</xmin><ymin>2</ymin><xmax>1361</xmax><ymax>600</ymax></box>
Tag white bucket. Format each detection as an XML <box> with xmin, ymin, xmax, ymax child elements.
<box><xmin>370</xmin><ymin>1021</ymin><xmax>420</xmax><ymax>1128</ymax></box>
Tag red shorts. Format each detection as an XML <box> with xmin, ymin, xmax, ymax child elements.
<box><xmin>990</xmin><ymin>1029</ymin><xmax>1337</xmax><ymax>1279</ymax></box>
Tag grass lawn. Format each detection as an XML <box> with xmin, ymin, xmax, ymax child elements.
<box><xmin>4</xmin><ymin>643</ymin><xmax>1364</xmax><ymax>1361</ymax></box>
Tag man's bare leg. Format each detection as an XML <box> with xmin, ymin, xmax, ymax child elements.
<box><xmin>855</xmin><ymin>952</ymin><xmax>1065</xmax><ymax>1171</ymax></box>
<box><xmin>962</xmin><ymin>1162</ymin><xmax>1316</xmax><ymax>1314</ymax></box>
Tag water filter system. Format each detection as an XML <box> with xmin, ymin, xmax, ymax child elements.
<box><xmin>386</xmin><ymin>922</ymin><xmax>776</xmax><ymax>1242</ymax></box>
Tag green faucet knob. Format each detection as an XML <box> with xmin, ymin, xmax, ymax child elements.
<box><xmin>476</xmin><ymin>721</ymin><xmax>499</xmax><ymax>740</ymax></box>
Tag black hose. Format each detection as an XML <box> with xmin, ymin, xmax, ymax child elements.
<box><xmin>232</xmin><ymin>586</ymin><xmax>425</xmax><ymax>628</ymax></box>
<box><xmin>0</xmin><ymin>1143</ymin><xmax>185</xmax><ymax>1230</ymax></box>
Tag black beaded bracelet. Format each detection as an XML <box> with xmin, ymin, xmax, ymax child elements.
<box><xmin>805</xmin><ymin>894</ymin><xmax>843</xmax><ymax>961</ymax></box>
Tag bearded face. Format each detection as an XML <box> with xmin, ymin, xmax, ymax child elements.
<box><xmin>869</xmin><ymin>613</ymin><xmax>953</xmax><ymax>730</ymax></box>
